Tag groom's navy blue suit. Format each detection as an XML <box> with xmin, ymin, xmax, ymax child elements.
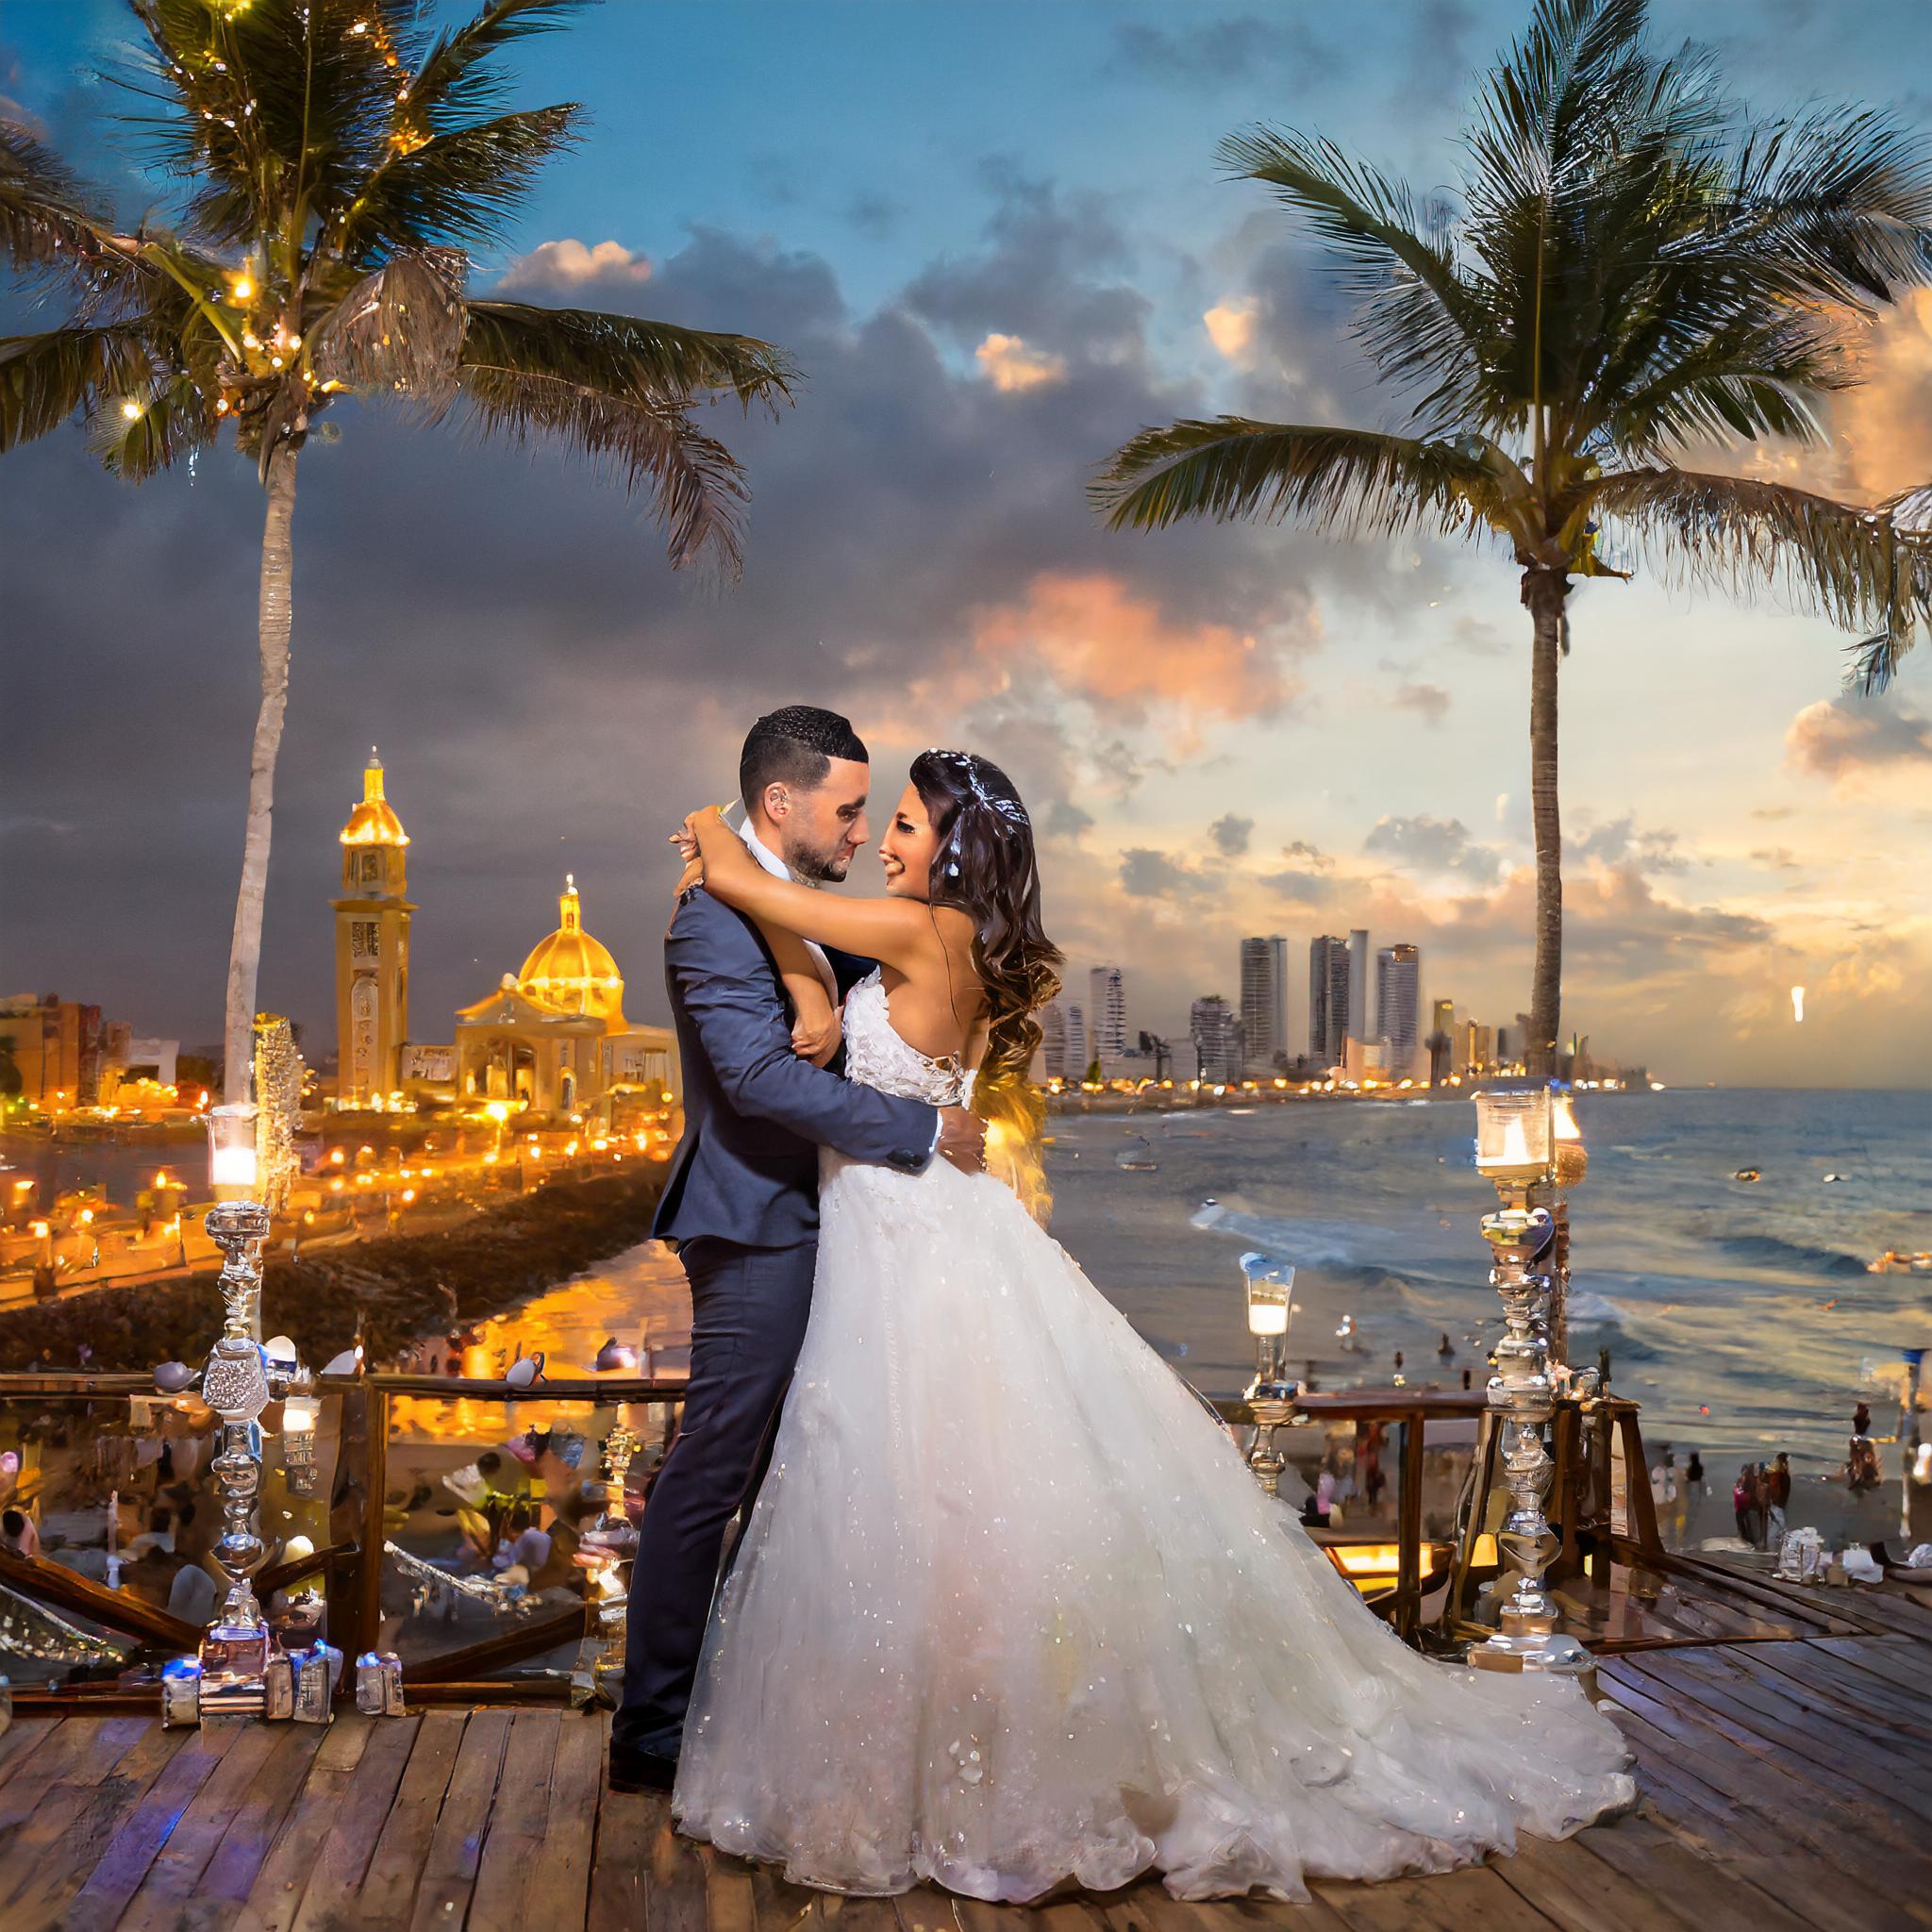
<box><xmin>614</xmin><ymin>883</ymin><xmax>938</xmax><ymax>1760</ymax></box>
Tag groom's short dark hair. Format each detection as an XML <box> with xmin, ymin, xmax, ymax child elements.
<box><xmin>740</xmin><ymin>706</ymin><xmax>869</xmax><ymax>812</ymax></box>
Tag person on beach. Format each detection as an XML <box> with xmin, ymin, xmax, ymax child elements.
<box><xmin>655</xmin><ymin>736</ymin><xmax>1632</xmax><ymax>1903</ymax></box>
<box><xmin>1766</xmin><ymin>1453</ymin><xmax>1791</xmax><ymax>1546</ymax></box>
<box><xmin>1734</xmin><ymin>1464</ymin><xmax>1759</xmax><ymax>1545</ymax></box>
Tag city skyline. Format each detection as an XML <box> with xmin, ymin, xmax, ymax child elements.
<box><xmin>3</xmin><ymin>2</ymin><xmax>1928</xmax><ymax>1087</ymax></box>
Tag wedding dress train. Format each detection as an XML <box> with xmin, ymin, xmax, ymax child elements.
<box><xmin>672</xmin><ymin>972</ymin><xmax>1633</xmax><ymax>1902</ymax></box>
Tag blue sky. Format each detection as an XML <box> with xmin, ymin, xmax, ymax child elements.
<box><xmin>3</xmin><ymin>0</ymin><xmax>1930</xmax><ymax>1085</ymax></box>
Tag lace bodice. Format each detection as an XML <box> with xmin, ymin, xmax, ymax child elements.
<box><xmin>842</xmin><ymin>970</ymin><xmax>972</xmax><ymax>1108</ymax></box>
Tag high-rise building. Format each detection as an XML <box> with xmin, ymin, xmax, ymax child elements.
<box><xmin>1308</xmin><ymin>936</ymin><xmax>1351</xmax><ymax>1067</ymax></box>
<box><xmin>1088</xmin><ymin>964</ymin><xmax>1127</xmax><ymax>1073</ymax></box>
<box><xmin>1432</xmin><ymin>998</ymin><xmax>1455</xmax><ymax>1041</ymax></box>
<box><xmin>1041</xmin><ymin>997</ymin><xmax>1088</xmax><ymax>1082</ymax></box>
<box><xmin>1239</xmin><ymin>936</ymin><xmax>1289</xmax><ymax>1069</ymax></box>
<box><xmin>1191</xmin><ymin>995</ymin><xmax>1241</xmax><ymax>1085</ymax></box>
<box><xmin>1375</xmin><ymin>943</ymin><xmax>1422</xmax><ymax>1077</ymax></box>
<box><xmin>1346</xmin><ymin>929</ymin><xmax>1371</xmax><ymax>1046</ymax></box>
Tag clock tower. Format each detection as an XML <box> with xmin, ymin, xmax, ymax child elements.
<box><xmin>332</xmin><ymin>749</ymin><xmax>414</xmax><ymax>1106</ymax></box>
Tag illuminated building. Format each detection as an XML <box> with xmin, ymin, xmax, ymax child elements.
<box><xmin>1308</xmin><ymin>937</ymin><xmax>1350</xmax><ymax>1068</ymax></box>
<box><xmin>1088</xmin><ymin>965</ymin><xmax>1127</xmax><ymax>1074</ymax></box>
<box><xmin>1375</xmin><ymin>943</ymin><xmax>1422</xmax><ymax>1078</ymax></box>
<box><xmin>0</xmin><ymin>993</ymin><xmax>100</xmax><ymax>1105</ymax></box>
<box><xmin>1041</xmin><ymin>997</ymin><xmax>1086</xmax><ymax>1082</ymax></box>
<box><xmin>1240</xmin><ymin>936</ymin><xmax>1290</xmax><ymax>1070</ymax></box>
<box><xmin>1191</xmin><ymin>994</ymin><xmax>1241</xmax><ymax>1085</ymax></box>
<box><xmin>331</xmin><ymin>750</ymin><xmax>414</xmax><ymax>1106</ymax></box>
<box><xmin>453</xmin><ymin>876</ymin><xmax>675</xmax><ymax>1116</ymax></box>
<box><xmin>1346</xmin><ymin>928</ymin><xmax>1371</xmax><ymax>1048</ymax></box>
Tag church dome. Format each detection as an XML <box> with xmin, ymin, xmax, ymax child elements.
<box><xmin>340</xmin><ymin>749</ymin><xmax>409</xmax><ymax>847</ymax></box>
<box><xmin>518</xmin><ymin>875</ymin><xmax>625</xmax><ymax>1020</ymax></box>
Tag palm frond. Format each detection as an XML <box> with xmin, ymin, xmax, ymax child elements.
<box><xmin>308</xmin><ymin>247</ymin><xmax>469</xmax><ymax>409</ymax></box>
<box><xmin>0</xmin><ymin>120</ymin><xmax>159</xmax><ymax>321</ymax></box>
<box><xmin>1592</xmin><ymin>466</ymin><xmax>1932</xmax><ymax>686</ymax></box>
<box><xmin>341</xmin><ymin>105</ymin><xmax>581</xmax><ymax>258</ymax></box>
<box><xmin>1091</xmin><ymin>418</ymin><xmax>1501</xmax><ymax>546</ymax></box>
<box><xmin>1217</xmin><ymin>127</ymin><xmax>1485</xmax><ymax>426</ymax></box>
<box><xmin>462</xmin><ymin>302</ymin><xmax>799</xmax><ymax>412</ymax></box>
<box><xmin>128</xmin><ymin>0</ymin><xmax>398</xmax><ymax>248</ymax></box>
<box><xmin>1724</xmin><ymin>103</ymin><xmax>1932</xmax><ymax>309</ymax></box>
<box><xmin>90</xmin><ymin>367</ymin><xmax>218</xmax><ymax>479</ymax></box>
<box><xmin>0</xmin><ymin>325</ymin><xmax>158</xmax><ymax>450</ymax></box>
<box><xmin>457</xmin><ymin>359</ymin><xmax>753</xmax><ymax>575</ymax></box>
<box><xmin>403</xmin><ymin>0</ymin><xmax>592</xmax><ymax>132</ymax></box>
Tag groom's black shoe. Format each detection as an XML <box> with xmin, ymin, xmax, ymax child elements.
<box><xmin>608</xmin><ymin>1743</ymin><xmax>679</xmax><ymax>1794</ymax></box>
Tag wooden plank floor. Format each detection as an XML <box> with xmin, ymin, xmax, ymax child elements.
<box><xmin>4</xmin><ymin>1632</ymin><xmax>1928</xmax><ymax>1932</ymax></box>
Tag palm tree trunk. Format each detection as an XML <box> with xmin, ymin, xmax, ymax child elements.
<box><xmin>1522</xmin><ymin>566</ymin><xmax>1569</xmax><ymax>1080</ymax></box>
<box><xmin>223</xmin><ymin>440</ymin><xmax>298</xmax><ymax>1104</ymax></box>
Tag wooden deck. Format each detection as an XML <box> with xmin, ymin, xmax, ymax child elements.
<box><xmin>4</xmin><ymin>1601</ymin><xmax>1930</xmax><ymax>1932</ymax></box>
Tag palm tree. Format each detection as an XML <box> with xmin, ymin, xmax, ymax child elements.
<box><xmin>1</xmin><ymin>0</ymin><xmax>796</xmax><ymax>1101</ymax></box>
<box><xmin>1095</xmin><ymin>0</ymin><xmax>1932</xmax><ymax>1076</ymax></box>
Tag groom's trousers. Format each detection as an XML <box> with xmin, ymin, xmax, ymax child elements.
<box><xmin>614</xmin><ymin>1234</ymin><xmax>816</xmax><ymax>1758</ymax></box>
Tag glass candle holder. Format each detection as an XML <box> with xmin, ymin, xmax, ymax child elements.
<box><xmin>207</xmin><ymin>1103</ymin><xmax>261</xmax><ymax>1203</ymax></box>
<box><xmin>1474</xmin><ymin>1083</ymin><xmax>1554</xmax><ymax>1186</ymax></box>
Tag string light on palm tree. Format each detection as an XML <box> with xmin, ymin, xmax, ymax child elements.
<box><xmin>1096</xmin><ymin>0</ymin><xmax>1932</xmax><ymax>1080</ymax></box>
<box><xmin>1</xmin><ymin>0</ymin><xmax>799</xmax><ymax>1114</ymax></box>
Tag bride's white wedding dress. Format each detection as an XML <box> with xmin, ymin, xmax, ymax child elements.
<box><xmin>672</xmin><ymin>973</ymin><xmax>1633</xmax><ymax>1902</ymax></box>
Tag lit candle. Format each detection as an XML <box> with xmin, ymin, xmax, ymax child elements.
<box><xmin>1246</xmin><ymin>1302</ymin><xmax>1290</xmax><ymax>1337</ymax></box>
<box><xmin>211</xmin><ymin>1142</ymin><xmax>259</xmax><ymax>1197</ymax></box>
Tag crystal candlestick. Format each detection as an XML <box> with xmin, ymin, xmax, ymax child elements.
<box><xmin>202</xmin><ymin>1200</ymin><xmax>273</xmax><ymax>1648</ymax></box>
<box><xmin>1469</xmin><ymin>1203</ymin><xmax>1588</xmax><ymax>1675</ymax></box>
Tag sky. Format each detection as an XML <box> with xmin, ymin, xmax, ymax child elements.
<box><xmin>3</xmin><ymin>0</ymin><xmax>1930</xmax><ymax>1088</ymax></box>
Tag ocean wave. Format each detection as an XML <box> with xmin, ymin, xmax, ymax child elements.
<box><xmin>1717</xmin><ymin>1233</ymin><xmax>1871</xmax><ymax>1278</ymax></box>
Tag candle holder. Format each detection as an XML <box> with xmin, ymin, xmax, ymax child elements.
<box><xmin>1241</xmin><ymin>1253</ymin><xmax>1300</xmax><ymax>1496</ymax></box>
<box><xmin>199</xmin><ymin>1104</ymin><xmax>276</xmax><ymax>1705</ymax></box>
<box><xmin>1468</xmin><ymin>1083</ymin><xmax>1591</xmax><ymax>1677</ymax></box>
<box><xmin>575</xmin><ymin>1424</ymin><xmax>643</xmax><ymax>1681</ymax></box>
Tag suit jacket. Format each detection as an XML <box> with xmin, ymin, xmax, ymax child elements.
<box><xmin>652</xmin><ymin>887</ymin><xmax>939</xmax><ymax>1249</ymax></box>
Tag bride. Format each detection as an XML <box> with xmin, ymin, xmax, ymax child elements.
<box><xmin>668</xmin><ymin>750</ymin><xmax>1632</xmax><ymax>1904</ymax></box>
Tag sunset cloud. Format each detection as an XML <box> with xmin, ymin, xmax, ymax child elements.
<box><xmin>1203</xmin><ymin>299</ymin><xmax>1258</xmax><ymax>362</ymax></box>
<box><xmin>1785</xmin><ymin>693</ymin><xmax>1932</xmax><ymax>783</ymax></box>
<box><xmin>968</xmin><ymin>572</ymin><xmax>1297</xmax><ymax>723</ymax></box>
<box><xmin>974</xmin><ymin>331</ymin><xmax>1068</xmax><ymax>391</ymax></box>
<box><xmin>495</xmin><ymin>238</ymin><xmax>652</xmax><ymax>292</ymax></box>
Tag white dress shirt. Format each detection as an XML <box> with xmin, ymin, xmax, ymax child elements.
<box><xmin>740</xmin><ymin>821</ymin><xmax>839</xmax><ymax>1001</ymax></box>
<box><xmin>735</xmin><ymin>816</ymin><xmax>946</xmax><ymax>1156</ymax></box>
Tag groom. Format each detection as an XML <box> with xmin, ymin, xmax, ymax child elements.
<box><xmin>611</xmin><ymin>705</ymin><xmax>986</xmax><ymax>1791</ymax></box>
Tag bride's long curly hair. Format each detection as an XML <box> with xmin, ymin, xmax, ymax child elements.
<box><xmin>909</xmin><ymin>750</ymin><xmax>1062</xmax><ymax>1141</ymax></box>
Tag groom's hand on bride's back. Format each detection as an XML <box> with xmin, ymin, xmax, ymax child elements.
<box><xmin>936</xmin><ymin>1107</ymin><xmax>987</xmax><ymax>1175</ymax></box>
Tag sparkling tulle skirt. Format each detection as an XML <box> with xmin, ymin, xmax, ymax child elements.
<box><xmin>673</xmin><ymin>1154</ymin><xmax>1634</xmax><ymax>1902</ymax></box>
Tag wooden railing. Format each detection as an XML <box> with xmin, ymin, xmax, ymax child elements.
<box><xmin>1</xmin><ymin>1370</ymin><xmax>1658</xmax><ymax>1707</ymax></box>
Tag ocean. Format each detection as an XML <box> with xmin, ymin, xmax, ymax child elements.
<box><xmin>1041</xmin><ymin>1088</ymin><xmax>1930</xmax><ymax>1477</ymax></box>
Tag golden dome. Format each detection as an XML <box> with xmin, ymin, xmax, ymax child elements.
<box><xmin>340</xmin><ymin>749</ymin><xmax>409</xmax><ymax>847</ymax></box>
<box><xmin>518</xmin><ymin>874</ymin><xmax>625</xmax><ymax>1020</ymax></box>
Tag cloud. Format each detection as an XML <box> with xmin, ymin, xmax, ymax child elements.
<box><xmin>1750</xmin><ymin>847</ymin><xmax>1803</xmax><ymax>873</ymax></box>
<box><xmin>1120</xmin><ymin>847</ymin><xmax>1214</xmax><ymax>899</ymax></box>
<box><xmin>494</xmin><ymin>238</ymin><xmax>652</xmax><ymax>294</ymax></box>
<box><xmin>967</xmin><ymin>572</ymin><xmax>1300</xmax><ymax>725</ymax></box>
<box><xmin>1786</xmin><ymin>693</ymin><xmax>1932</xmax><ymax>782</ymax></box>
<box><xmin>1451</xmin><ymin>614</ymin><xmax>1510</xmax><ymax>655</ymax></box>
<box><xmin>974</xmin><ymin>332</ymin><xmax>1067</xmax><ymax>392</ymax></box>
<box><xmin>1569</xmin><ymin>815</ymin><xmax>1690</xmax><ymax>875</ymax></box>
<box><xmin>1208</xmin><ymin>812</ymin><xmax>1253</xmax><ymax>856</ymax></box>
<box><xmin>1362</xmin><ymin>813</ymin><xmax>1504</xmax><ymax>883</ymax></box>
<box><xmin>1829</xmin><ymin>291</ymin><xmax>1932</xmax><ymax>501</ymax></box>
<box><xmin>1107</xmin><ymin>15</ymin><xmax>1333</xmax><ymax>88</ymax></box>
<box><xmin>1203</xmin><ymin>300</ymin><xmax>1258</xmax><ymax>362</ymax></box>
<box><xmin>1390</xmin><ymin>677</ymin><xmax>1451</xmax><ymax>725</ymax></box>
